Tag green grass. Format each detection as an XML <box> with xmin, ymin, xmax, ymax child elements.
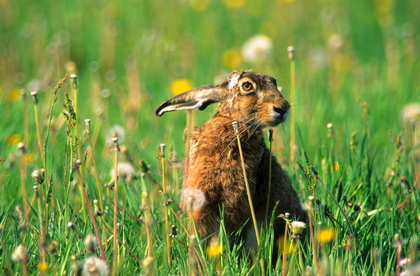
<box><xmin>1</xmin><ymin>0</ymin><xmax>419</xmax><ymax>275</ymax></box>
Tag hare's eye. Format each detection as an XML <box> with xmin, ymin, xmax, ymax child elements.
<box><xmin>242</xmin><ymin>81</ymin><xmax>253</xmax><ymax>91</ymax></box>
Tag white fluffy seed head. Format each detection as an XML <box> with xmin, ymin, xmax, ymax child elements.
<box><xmin>290</xmin><ymin>221</ymin><xmax>307</xmax><ymax>235</ymax></box>
<box><xmin>81</xmin><ymin>256</ymin><xmax>109</xmax><ymax>276</ymax></box>
<box><xmin>181</xmin><ymin>188</ymin><xmax>206</xmax><ymax>211</ymax></box>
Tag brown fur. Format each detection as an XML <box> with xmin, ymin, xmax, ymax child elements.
<box><xmin>156</xmin><ymin>70</ymin><xmax>306</xmax><ymax>253</ymax></box>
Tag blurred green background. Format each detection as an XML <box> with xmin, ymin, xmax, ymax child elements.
<box><xmin>1</xmin><ymin>0</ymin><xmax>419</xmax><ymax>214</ymax></box>
<box><xmin>1</xmin><ymin>0</ymin><xmax>418</xmax><ymax>155</ymax></box>
<box><xmin>0</xmin><ymin>0</ymin><xmax>419</xmax><ymax>274</ymax></box>
<box><xmin>1</xmin><ymin>0</ymin><xmax>419</xmax><ymax>213</ymax></box>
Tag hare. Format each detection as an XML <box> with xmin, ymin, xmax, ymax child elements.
<box><xmin>156</xmin><ymin>70</ymin><xmax>306</xmax><ymax>254</ymax></box>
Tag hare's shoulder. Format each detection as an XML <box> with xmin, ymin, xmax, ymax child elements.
<box><xmin>192</xmin><ymin>117</ymin><xmax>237</xmax><ymax>145</ymax></box>
<box><xmin>190</xmin><ymin>116</ymin><xmax>266</xmax><ymax>164</ymax></box>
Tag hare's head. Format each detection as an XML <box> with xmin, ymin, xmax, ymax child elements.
<box><xmin>156</xmin><ymin>70</ymin><xmax>290</xmax><ymax>127</ymax></box>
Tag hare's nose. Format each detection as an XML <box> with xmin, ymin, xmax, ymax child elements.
<box><xmin>273</xmin><ymin>105</ymin><xmax>290</xmax><ymax>122</ymax></box>
<box><xmin>273</xmin><ymin>106</ymin><xmax>287</xmax><ymax>116</ymax></box>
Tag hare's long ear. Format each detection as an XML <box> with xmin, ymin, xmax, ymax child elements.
<box><xmin>156</xmin><ymin>84</ymin><xmax>226</xmax><ymax>117</ymax></box>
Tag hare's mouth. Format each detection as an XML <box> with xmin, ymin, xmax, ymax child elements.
<box><xmin>260</xmin><ymin>107</ymin><xmax>289</xmax><ymax>127</ymax></box>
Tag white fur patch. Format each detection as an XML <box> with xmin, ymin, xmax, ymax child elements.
<box><xmin>228</xmin><ymin>74</ymin><xmax>240</xmax><ymax>90</ymax></box>
<box><xmin>282</xmin><ymin>109</ymin><xmax>289</xmax><ymax>122</ymax></box>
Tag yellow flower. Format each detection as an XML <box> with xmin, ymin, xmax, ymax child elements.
<box><xmin>25</xmin><ymin>153</ymin><xmax>35</xmax><ymax>162</ymax></box>
<box><xmin>278</xmin><ymin>236</ymin><xmax>298</xmax><ymax>254</ymax></box>
<box><xmin>6</xmin><ymin>134</ymin><xmax>21</xmax><ymax>145</ymax></box>
<box><xmin>38</xmin><ymin>262</ymin><xmax>49</xmax><ymax>271</ymax></box>
<box><xmin>375</xmin><ymin>0</ymin><xmax>392</xmax><ymax>14</ymax></box>
<box><xmin>316</xmin><ymin>228</ymin><xmax>336</xmax><ymax>243</ymax></box>
<box><xmin>206</xmin><ymin>242</ymin><xmax>222</xmax><ymax>257</ymax></box>
<box><xmin>222</xmin><ymin>49</ymin><xmax>242</xmax><ymax>69</ymax></box>
<box><xmin>224</xmin><ymin>0</ymin><xmax>245</xmax><ymax>8</ymax></box>
<box><xmin>171</xmin><ymin>79</ymin><xmax>193</xmax><ymax>96</ymax></box>
<box><xmin>334</xmin><ymin>161</ymin><xmax>340</xmax><ymax>172</ymax></box>
<box><xmin>190</xmin><ymin>0</ymin><xmax>209</xmax><ymax>11</ymax></box>
<box><xmin>8</xmin><ymin>89</ymin><xmax>21</xmax><ymax>102</ymax></box>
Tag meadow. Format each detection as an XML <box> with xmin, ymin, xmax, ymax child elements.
<box><xmin>0</xmin><ymin>0</ymin><xmax>419</xmax><ymax>275</ymax></box>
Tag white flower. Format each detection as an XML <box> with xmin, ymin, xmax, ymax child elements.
<box><xmin>181</xmin><ymin>188</ymin><xmax>206</xmax><ymax>211</ymax></box>
<box><xmin>82</xmin><ymin>256</ymin><xmax>109</xmax><ymax>276</ymax></box>
<box><xmin>241</xmin><ymin>34</ymin><xmax>273</xmax><ymax>63</ymax></box>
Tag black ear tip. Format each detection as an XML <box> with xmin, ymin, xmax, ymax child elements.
<box><xmin>155</xmin><ymin>103</ymin><xmax>166</xmax><ymax>117</ymax></box>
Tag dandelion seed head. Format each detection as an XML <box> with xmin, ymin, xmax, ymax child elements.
<box><xmin>241</xmin><ymin>34</ymin><xmax>273</xmax><ymax>63</ymax></box>
<box><xmin>402</xmin><ymin>103</ymin><xmax>420</xmax><ymax>124</ymax></box>
<box><xmin>400</xmin><ymin>263</ymin><xmax>420</xmax><ymax>276</ymax></box>
<box><xmin>180</xmin><ymin>188</ymin><xmax>206</xmax><ymax>211</ymax></box>
<box><xmin>289</xmin><ymin>221</ymin><xmax>307</xmax><ymax>235</ymax></box>
<box><xmin>81</xmin><ymin>256</ymin><xmax>109</xmax><ymax>276</ymax></box>
<box><xmin>65</xmin><ymin>61</ymin><xmax>77</xmax><ymax>74</ymax></box>
<box><xmin>328</xmin><ymin>33</ymin><xmax>344</xmax><ymax>51</ymax></box>
<box><xmin>399</xmin><ymin>258</ymin><xmax>411</xmax><ymax>267</ymax></box>
<box><xmin>111</xmin><ymin>162</ymin><xmax>136</xmax><ymax>180</ymax></box>
<box><xmin>11</xmin><ymin>244</ymin><xmax>27</xmax><ymax>262</ymax></box>
<box><xmin>107</xmin><ymin>125</ymin><xmax>125</xmax><ymax>144</ymax></box>
<box><xmin>31</xmin><ymin>169</ymin><xmax>45</xmax><ymax>184</ymax></box>
<box><xmin>27</xmin><ymin>79</ymin><xmax>42</xmax><ymax>92</ymax></box>
<box><xmin>84</xmin><ymin>234</ymin><xmax>97</xmax><ymax>254</ymax></box>
<box><xmin>308</xmin><ymin>47</ymin><xmax>328</xmax><ymax>70</ymax></box>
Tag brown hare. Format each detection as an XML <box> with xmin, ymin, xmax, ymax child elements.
<box><xmin>156</xmin><ymin>70</ymin><xmax>306</xmax><ymax>255</ymax></box>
